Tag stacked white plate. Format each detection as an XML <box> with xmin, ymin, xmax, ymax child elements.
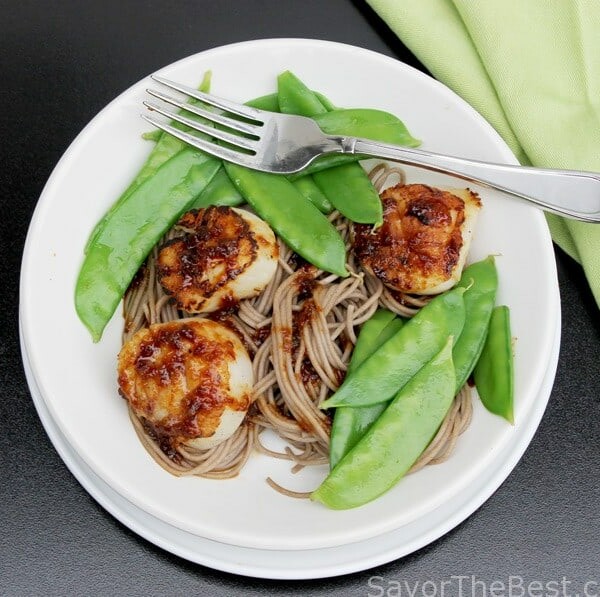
<box><xmin>20</xmin><ymin>39</ymin><xmax>560</xmax><ymax>579</ymax></box>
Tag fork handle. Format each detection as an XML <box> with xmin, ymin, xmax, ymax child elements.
<box><xmin>348</xmin><ymin>138</ymin><xmax>600</xmax><ymax>223</ymax></box>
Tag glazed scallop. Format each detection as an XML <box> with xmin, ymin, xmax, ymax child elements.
<box><xmin>352</xmin><ymin>183</ymin><xmax>481</xmax><ymax>295</ymax></box>
<box><xmin>117</xmin><ymin>318</ymin><xmax>254</xmax><ymax>451</ymax></box>
<box><xmin>157</xmin><ymin>206</ymin><xmax>279</xmax><ymax>313</ymax></box>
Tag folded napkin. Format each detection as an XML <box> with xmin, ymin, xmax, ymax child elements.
<box><xmin>367</xmin><ymin>0</ymin><xmax>600</xmax><ymax>307</ymax></box>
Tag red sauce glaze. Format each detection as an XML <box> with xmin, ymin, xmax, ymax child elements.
<box><xmin>353</xmin><ymin>184</ymin><xmax>470</xmax><ymax>292</ymax></box>
<box><xmin>118</xmin><ymin>319</ymin><xmax>251</xmax><ymax>458</ymax></box>
<box><xmin>299</xmin><ymin>357</ymin><xmax>321</xmax><ymax>388</ymax></box>
<box><xmin>253</xmin><ymin>325</ymin><xmax>271</xmax><ymax>349</ymax></box>
<box><xmin>295</xmin><ymin>265</ymin><xmax>318</xmax><ymax>300</ymax></box>
<box><xmin>156</xmin><ymin>206</ymin><xmax>258</xmax><ymax>311</ymax></box>
<box><xmin>279</xmin><ymin>326</ymin><xmax>293</xmax><ymax>354</ymax></box>
<box><xmin>296</xmin><ymin>297</ymin><xmax>320</xmax><ymax>330</ymax></box>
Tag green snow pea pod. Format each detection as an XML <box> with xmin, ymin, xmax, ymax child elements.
<box><xmin>289</xmin><ymin>154</ymin><xmax>362</xmax><ymax>177</ymax></box>
<box><xmin>194</xmin><ymin>170</ymin><xmax>331</xmax><ymax>217</ymax></box>
<box><xmin>223</xmin><ymin>162</ymin><xmax>348</xmax><ymax>277</ymax></box>
<box><xmin>277</xmin><ymin>71</ymin><xmax>382</xmax><ymax>225</ymax></box>
<box><xmin>276</xmin><ymin>72</ymin><xmax>420</xmax><ymax>148</ymax></box>
<box><xmin>85</xmin><ymin>72</ymin><xmax>214</xmax><ymax>253</ymax></box>
<box><xmin>453</xmin><ymin>256</ymin><xmax>498</xmax><ymax>392</ymax></box>
<box><xmin>345</xmin><ymin>309</ymin><xmax>397</xmax><ymax>368</ymax></box>
<box><xmin>277</xmin><ymin>70</ymin><xmax>329</xmax><ymax>116</ymax></box>
<box><xmin>312</xmin><ymin>163</ymin><xmax>382</xmax><ymax>224</ymax></box>
<box><xmin>314</xmin><ymin>91</ymin><xmax>337</xmax><ymax>111</ymax></box>
<box><xmin>329</xmin><ymin>311</ymin><xmax>404</xmax><ymax>469</ymax></box>
<box><xmin>85</xmin><ymin>132</ymin><xmax>190</xmax><ymax>254</ymax></box>
<box><xmin>76</xmin><ymin>149</ymin><xmax>220</xmax><ymax>342</ymax></box>
<box><xmin>141</xmin><ymin>128</ymin><xmax>162</xmax><ymax>142</ymax></box>
<box><xmin>314</xmin><ymin>109</ymin><xmax>420</xmax><ymax>147</ymax></box>
<box><xmin>320</xmin><ymin>286</ymin><xmax>466</xmax><ymax>409</ymax></box>
<box><xmin>290</xmin><ymin>173</ymin><xmax>333</xmax><ymax>214</ymax></box>
<box><xmin>247</xmin><ymin>90</ymin><xmax>333</xmax><ymax>111</ymax></box>
<box><xmin>474</xmin><ymin>306</ymin><xmax>514</xmax><ymax>424</ymax></box>
<box><xmin>289</xmin><ymin>103</ymin><xmax>426</xmax><ymax>176</ymax></box>
<box><xmin>312</xmin><ymin>337</ymin><xmax>456</xmax><ymax>510</ymax></box>
<box><xmin>190</xmin><ymin>166</ymin><xmax>244</xmax><ymax>208</ymax></box>
<box><xmin>245</xmin><ymin>93</ymin><xmax>281</xmax><ymax>112</ymax></box>
<box><xmin>245</xmin><ymin>89</ymin><xmax>337</xmax><ymax>115</ymax></box>
<box><xmin>330</xmin><ymin>257</ymin><xmax>497</xmax><ymax>465</ymax></box>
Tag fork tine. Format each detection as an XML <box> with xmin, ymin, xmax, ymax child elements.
<box><xmin>141</xmin><ymin>113</ymin><xmax>262</xmax><ymax>169</ymax></box>
<box><xmin>146</xmin><ymin>88</ymin><xmax>261</xmax><ymax>137</ymax></box>
<box><xmin>143</xmin><ymin>101</ymin><xmax>258</xmax><ymax>152</ymax></box>
<box><xmin>151</xmin><ymin>74</ymin><xmax>263</xmax><ymax>121</ymax></box>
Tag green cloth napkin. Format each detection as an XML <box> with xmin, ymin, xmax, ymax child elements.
<box><xmin>367</xmin><ymin>0</ymin><xmax>600</xmax><ymax>307</ymax></box>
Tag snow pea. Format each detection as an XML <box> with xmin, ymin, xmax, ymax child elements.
<box><xmin>85</xmin><ymin>133</ymin><xmax>189</xmax><ymax>254</ymax></box>
<box><xmin>289</xmin><ymin>103</ymin><xmax>426</xmax><ymax>175</ymax></box>
<box><xmin>248</xmin><ymin>89</ymin><xmax>337</xmax><ymax>115</ymax></box>
<box><xmin>291</xmin><ymin>175</ymin><xmax>333</xmax><ymax>213</ymax></box>
<box><xmin>289</xmin><ymin>154</ymin><xmax>362</xmax><ymax>177</ymax></box>
<box><xmin>277</xmin><ymin>70</ymin><xmax>329</xmax><ymax>117</ymax></box>
<box><xmin>453</xmin><ymin>256</ymin><xmax>498</xmax><ymax>391</ymax></box>
<box><xmin>277</xmin><ymin>74</ymin><xmax>420</xmax><ymax>148</ymax></box>
<box><xmin>330</xmin><ymin>257</ymin><xmax>497</xmax><ymax>465</ymax></box>
<box><xmin>85</xmin><ymin>72</ymin><xmax>214</xmax><ymax>254</ymax></box>
<box><xmin>277</xmin><ymin>71</ymin><xmax>382</xmax><ymax>225</ymax></box>
<box><xmin>329</xmin><ymin>311</ymin><xmax>404</xmax><ymax>469</ymax></box>
<box><xmin>312</xmin><ymin>163</ymin><xmax>383</xmax><ymax>224</ymax></box>
<box><xmin>141</xmin><ymin>128</ymin><xmax>162</xmax><ymax>142</ymax></box>
<box><xmin>321</xmin><ymin>287</ymin><xmax>466</xmax><ymax>409</ymax></box>
<box><xmin>196</xmin><ymin>162</ymin><xmax>333</xmax><ymax>213</ymax></box>
<box><xmin>248</xmin><ymin>90</ymin><xmax>332</xmax><ymax>112</ymax></box>
<box><xmin>76</xmin><ymin>149</ymin><xmax>220</xmax><ymax>341</ymax></box>
<box><xmin>312</xmin><ymin>337</ymin><xmax>456</xmax><ymax>510</ymax></box>
<box><xmin>346</xmin><ymin>309</ymin><xmax>397</xmax><ymax>368</ymax></box>
<box><xmin>474</xmin><ymin>306</ymin><xmax>514</xmax><ymax>423</ymax></box>
<box><xmin>314</xmin><ymin>91</ymin><xmax>337</xmax><ymax>111</ymax></box>
<box><xmin>223</xmin><ymin>162</ymin><xmax>348</xmax><ymax>277</ymax></box>
<box><xmin>246</xmin><ymin>93</ymin><xmax>281</xmax><ymax>112</ymax></box>
<box><xmin>190</xmin><ymin>166</ymin><xmax>244</xmax><ymax>208</ymax></box>
<box><xmin>314</xmin><ymin>109</ymin><xmax>420</xmax><ymax>147</ymax></box>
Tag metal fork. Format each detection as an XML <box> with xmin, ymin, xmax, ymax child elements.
<box><xmin>142</xmin><ymin>75</ymin><xmax>600</xmax><ymax>223</ymax></box>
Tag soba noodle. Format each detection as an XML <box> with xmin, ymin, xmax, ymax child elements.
<box><xmin>121</xmin><ymin>165</ymin><xmax>473</xmax><ymax>494</ymax></box>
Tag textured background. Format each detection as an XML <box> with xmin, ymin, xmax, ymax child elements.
<box><xmin>2</xmin><ymin>0</ymin><xmax>599</xmax><ymax>594</ymax></box>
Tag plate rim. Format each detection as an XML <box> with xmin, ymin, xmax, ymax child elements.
<box><xmin>19</xmin><ymin>38</ymin><xmax>559</xmax><ymax>550</ymax></box>
<box><xmin>20</xmin><ymin>308</ymin><xmax>561</xmax><ymax>579</ymax></box>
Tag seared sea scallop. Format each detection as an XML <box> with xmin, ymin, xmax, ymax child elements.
<box><xmin>118</xmin><ymin>318</ymin><xmax>254</xmax><ymax>451</ymax></box>
<box><xmin>157</xmin><ymin>206</ymin><xmax>279</xmax><ymax>313</ymax></box>
<box><xmin>352</xmin><ymin>183</ymin><xmax>481</xmax><ymax>295</ymax></box>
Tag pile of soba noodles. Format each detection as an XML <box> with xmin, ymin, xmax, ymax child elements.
<box><xmin>121</xmin><ymin>165</ymin><xmax>473</xmax><ymax>496</ymax></box>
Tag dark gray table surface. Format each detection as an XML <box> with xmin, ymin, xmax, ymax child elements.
<box><xmin>2</xmin><ymin>1</ymin><xmax>599</xmax><ymax>594</ymax></box>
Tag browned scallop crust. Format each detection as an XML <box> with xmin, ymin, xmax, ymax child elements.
<box><xmin>157</xmin><ymin>206</ymin><xmax>258</xmax><ymax>312</ymax></box>
<box><xmin>352</xmin><ymin>184</ymin><xmax>481</xmax><ymax>293</ymax></box>
<box><xmin>117</xmin><ymin>319</ymin><xmax>251</xmax><ymax>453</ymax></box>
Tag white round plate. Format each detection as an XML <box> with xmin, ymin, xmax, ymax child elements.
<box><xmin>20</xmin><ymin>39</ymin><xmax>559</xmax><ymax>551</ymax></box>
<box><xmin>20</xmin><ymin>313</ymin><xmax>560</xmax><ymax>579</ymax></box>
